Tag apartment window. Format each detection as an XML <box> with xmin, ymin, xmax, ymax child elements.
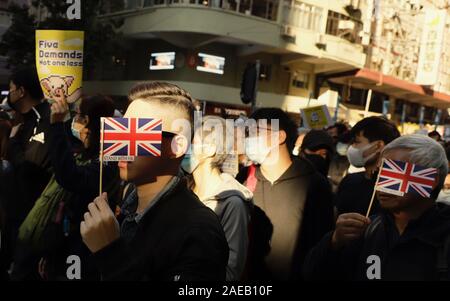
<box><xmin>292</xmin><ymin>71</ymin><xmax>309</xmax><ymax>89</ymax></box>
<box><xmin>326</xmin><ymin>11</ymin><xmax>362</xmax><ymax>44</ymax></box>
<box><xmin>283</xmin><ymin>1</ymin><xmax>323</xmax><ymax>31</ymax></box>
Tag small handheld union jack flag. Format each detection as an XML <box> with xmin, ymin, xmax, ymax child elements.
<box><xmin>375</xmin><ymin>159</ymin><xmax>438</xmax><ymax>198</ymax></box>
<box><xmin>101</xmin><ymin>117</ymin><xmax>162</xmax><ymax>161</ymax></box>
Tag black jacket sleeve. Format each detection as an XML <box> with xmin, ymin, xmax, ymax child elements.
<box><xmin>47</xmin><ymin>122</ymin><xmax>116</xmax><ymax>201</ymax></box>
<box><xmin>293</xmin><ymin>172</ymin><xmax>335</xmax><ymax>279</ymax></box>
<box><xmin>302</xmin><ymin>231</ymin><xmax>363</xmax><ymax>280</ymax></box>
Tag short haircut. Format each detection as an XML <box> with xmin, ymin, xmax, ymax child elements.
<box><xmin>428</xmin><ymin>130</ymin><xmax>441</xmax><ymax>140</ymax></box>
<box><xmin>351</xmin><ymin>116</ymin><xmax>400</xmax><ymax>145</ymax></box>
<box><xmin>382</xmin><ymin>134</ymin><xmax>448</xmax><ymax>200</ymax></box>
<box><xmin>250</xmin><ymin>108</ymin><xmax>298</xmax><ymax>153</ymax></box>
<box><xmin>80</xmin><ymin>95</ymin><xmax>115</xmax><ymax>159</ymax></box>
<box><xmin>128</xmin><ymin>82</ymin><xmax>195</xmax><ymax>126</ymax></box>
<box><xmin>327</xmin><ymin>122</ymin><xmax>349</xmax><ymax>136</ymax></box>
<box><xmin>9</xmin><ymin>67</ymin><xmax>44</xmax><ymax>100</ymax></box>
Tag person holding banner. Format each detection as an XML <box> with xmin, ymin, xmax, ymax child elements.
<box><xmin>12</xmin><ymin>94</ymin><xmax>121</xmax><ymax>280</ymax></box>
<box><xmin>80</xmin><ymin>82</ymin><xmax>229</xmax><ymax>281</ymax></box>
<box><xmin>303</xmin><ymin>135</ymin><xmax>450</xmax><ymax>281</ymax></box>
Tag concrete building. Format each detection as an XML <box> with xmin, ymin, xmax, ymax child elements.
<box><xmin>85</xmin><ymin>0</ymin><xmax>369</xmax><ymax>121</ymax></box>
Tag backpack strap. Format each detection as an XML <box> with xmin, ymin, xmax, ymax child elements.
<box><xmin>436</xmin><ymin>232</ymin><xmax>450</xmax><ymax>281</ymax></box>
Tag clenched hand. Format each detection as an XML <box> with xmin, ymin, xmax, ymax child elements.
<box><xmin>80</xmin><ymin>192</ymin><xmax>120</xmax><ymax>253</ymax></box>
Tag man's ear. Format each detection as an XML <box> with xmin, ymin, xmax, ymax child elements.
<box><xmin>203</xmin><ymin>143</ymin><xmax>217</xmax><ymax>158</ymax></box>
<box><xmin>171</xmin><ymin>134</ymin><xmax>189</xmax><ymax>159</ymax></box>
<box><xmin>278</xmin><ymin>130</ymin><xmax>287</xmax><ymax>145</ymax></box>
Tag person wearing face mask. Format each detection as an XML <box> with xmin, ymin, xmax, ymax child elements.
<box><xmin>334</xmin><ymin>116</ymin><xmax>400</xmax><ymax>216</ymax></box>
<box><xmin>298</xmin><ymin>129</ymin><xmax>335</xmax><ymax>178</ymax></box>
<box><xmin>244</xmin><ymin>108</ymin><xmax>334</xmax><ymax>281</ymax></box>
<box><xmin>328</xmin><ymin>131</ymin><xmax>352</xmax><ymax>194</ymax></box>
<box><xmin>11</xmin><ymin>94</ymin><xmax>121</xmax><ymax>280</ymax></box>
<box><xmin>4</xmin><ymin>68</ymin><xmax>51</xmax><ymax>274</ymax></box>
<box><xmin>181</xmin><ymin>116</ymin><xmax>253</xmax><ymax>281</ymax></box>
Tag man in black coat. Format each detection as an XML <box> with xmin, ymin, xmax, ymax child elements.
<box><xmin>5</xmin><ymin>68</ymin><xmax>52</xmax><ymax>280</ymax></box>
<box><xmin>80</xmin><ymin>82</ymin><xmax>229</xmax><ymax>281</ymax></box>
<box><xmin>6</xmin><ymin>68</ymin><xmax>52</xmax><ymax>228</ymax></box>
<box><xmin>303</xmin><ymin>134</ymin><xmax>450</xmax><ymax>281</ymax></box>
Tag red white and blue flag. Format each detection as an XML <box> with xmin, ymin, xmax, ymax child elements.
<box><xmin>375</xmin><ymin>159</ymin><xmax>438</xmax><ymax>198</ymax></box>
<box><xmin>102</xmin><ymin>117</ymin><xmax>162</xmax><ymax>161</ymax></box>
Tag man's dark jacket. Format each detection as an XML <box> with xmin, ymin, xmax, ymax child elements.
<box><xmin>303</xmin><ymin>203</ymin><xmax>450</xmax><ymax>281</ymax></box>
<box><xmin>93</xmin><ymin>178</ymin><xmax>230</xmax><ymax>281</ymax></box>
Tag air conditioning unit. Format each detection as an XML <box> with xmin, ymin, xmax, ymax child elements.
<box><xmin>281</xmin><ymin>25</ymin><xmax>296</xmax><ymax>39</ymax></box>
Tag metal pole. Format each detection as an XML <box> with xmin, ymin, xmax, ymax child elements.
<box><xmin>364</xmin><ymin>89</ymin><xmax>372</xmax><ymax>117</ymax></box>
<box><xmin>333</xmin><ymin>95</ymin><xmax>341</xmax><ymax>123</ymax></box>
<box><xmin>251</xmin><ymin>60</ymin><xmax>260</xmax><ymax>113</ymax></box>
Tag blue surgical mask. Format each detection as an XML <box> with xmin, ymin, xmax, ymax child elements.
<box><xmin>181</xmin><ymin>154</ymin><xmax>200</xmax><ymax>174</ymax></box>
<box><xmin>71</xmin><ymin>119</ymin><xmax>83</xmax><ymax>142</ymax></box>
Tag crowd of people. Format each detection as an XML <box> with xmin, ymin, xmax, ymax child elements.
<box><xmin>1</xmin><ymin>67</ymin><xmax>450</xmax><ymax>281</ymax></box>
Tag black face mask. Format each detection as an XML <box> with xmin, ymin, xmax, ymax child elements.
<box><xmin>304</xmin><ymin>154</ymin><xmax>330</xmax><ymax>177</ymax></box>
<box><xmin>7</xmin><ymin>91</ymin><xmax>22</xmax><ymax>112</ymax></box>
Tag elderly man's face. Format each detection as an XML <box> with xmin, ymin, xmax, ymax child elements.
<box><xmin>376</xmin><ymin>148</ymin><xmax>435</xmax><ymax>212</ymax></box>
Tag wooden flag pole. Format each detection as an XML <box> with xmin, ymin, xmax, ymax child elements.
<box><xmin>365</xmin><ymin>158</ymin><xmax>384</xmax><ymax>218</ymax></box>
<box><xmin>99</xmin><ymin>117</ymin><xmax>105</xmax><ymax>197</ymax></box>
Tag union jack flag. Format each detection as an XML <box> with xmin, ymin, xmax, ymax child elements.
<box><xmin>375</xmin><ymin>159</ymin><xmax>438</xmax><ymax>198</ymax></box>
<box><xmin>102</xmin><ymin>117</ymin><xmax>162</xmax><ymax>160</ymax></box>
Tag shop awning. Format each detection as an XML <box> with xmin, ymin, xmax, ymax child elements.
<box><xmin>328</xmin><ymin>68</ymin><xmax>450</xmax><ymax>109</ymax></box>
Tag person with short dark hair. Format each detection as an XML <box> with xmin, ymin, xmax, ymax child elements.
<box><xmin>245</xmin><ymin>108</ymin><xmax>334</xmax><ymax>280</ymax></box>
<box><xmin>428</xmin><ymin>130</ymin><xmax>442</xmax><ymax>142</ymax></box>
<box><xmin>5</xmin><ymin>68</ymin><xmax>52</xmax><ymax>279</ymax></box>
<box><xmin>335</xmin><ymin>116</ymin><xmax>400</xmax><ymax>215</ymax></box>
<box><xmin>79</xmin><ymin>82</ymin><xmax>229</xmax><ymax>281</ymax></box>
<box><xmin>299</xmin><ymin>129</ymin><xmax>334</xmax><ymax>177</ymax></box>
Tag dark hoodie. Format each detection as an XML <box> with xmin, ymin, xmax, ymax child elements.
<box><xmin>303</xmin><ymin>203</ymin><xmax>450</xmax><ymax>281</ymax></box>
<box><xmin>247</xmin><ymin>158</ymin><xmax>334</xmax><ymax>280</ymax></box>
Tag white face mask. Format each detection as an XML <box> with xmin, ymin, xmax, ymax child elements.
<box><xmin>245</xmin><ymin>136</ymin><xmax>276</xmax><ymax>165</ymax></box>
<box><xmin>336</xmin><ymin>142</ymin><xmax>349</xmax><ymax>156</ymax></box>
<box><xmin>346</xmin><ymin>142</ymin><xmax>378</xmax><ymax>168</ymax></box>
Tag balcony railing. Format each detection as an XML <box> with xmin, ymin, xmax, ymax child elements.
<box><xmin>102</xmin><ymin>0</ymin><xmax>280</xmax><ymax>22</ymax></box>
<box><xmin>102</xmin><ymin>0</ymin><xmax>364</xmax><ymax>45</ymax></box>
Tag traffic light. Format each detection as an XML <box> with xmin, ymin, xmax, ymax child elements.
<box><xmin>240</xmin><ymin>63</ymin><xmax>259</xmax><ymax>105</ymax></box>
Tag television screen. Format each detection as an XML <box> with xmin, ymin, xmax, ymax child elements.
<box><xmin>149</xmin><ymin>52</ymin><xmax>175</xmax><ymax>70</ymax></box>
<box><xmin>196</xmin><ymin>53</ymin><xmax>225</xmax><ymax>75</ymax></box>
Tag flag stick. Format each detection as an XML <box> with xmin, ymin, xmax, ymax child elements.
<box><xmin>99</xmin><ymin>117</ymin><xmax>105</xmax><ymax>197</ymax></box>
<box><xmin>366</xmin><ymin>158</ymin><xmax>384</xmax><ymax>218</ymax></box>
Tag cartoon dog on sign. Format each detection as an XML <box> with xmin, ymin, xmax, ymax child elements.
<box><xmin>40</xmin><ymin>75</ymin><xmax>82</xmax><ymax>103</ymax></box>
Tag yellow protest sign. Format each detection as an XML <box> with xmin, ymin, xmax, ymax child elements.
<box><xmin>35</xmin><ymin>30</ymin><xmax>84</xmax><ymax>103</ymax></box>
<box><xmin>300</xmin><ymin>105</ymin><xmax>332</xmax><ymax>129</ymax></box>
